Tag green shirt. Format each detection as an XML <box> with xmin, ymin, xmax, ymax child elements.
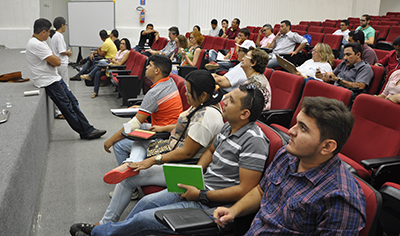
<box><xmin>355</xmin><ymin>25</ymin><xmax>375</xmax><ymax>42</ymax></box>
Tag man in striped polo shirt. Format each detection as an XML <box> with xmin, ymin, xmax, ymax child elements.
<box><xmin>74</xmin><ymin>84</ymin><xmax>270</xmax><ymax>236</ymax></box>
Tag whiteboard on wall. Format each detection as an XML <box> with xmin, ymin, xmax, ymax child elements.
<box><xmin>67</xmin><ymin>1</ymin><xmax>115</xmax><ymax>47</ymax></box>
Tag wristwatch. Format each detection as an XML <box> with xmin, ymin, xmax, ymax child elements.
<box><xmin>199</xmin><ymin>189</ymin><xmax>209</xmax><ymax>204</ymax></box>
<box><xmin>155</xmin><ymin>154</ymin><xmax>162</xmax><ymax>165</ymax></box>
<box><xmin>337</xmin><ymin>77</ymin><xmax>342</xmax><ymax>84</ymax></box>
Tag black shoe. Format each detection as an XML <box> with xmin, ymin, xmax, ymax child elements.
<box><xmin>70</xmin><ymin>75</ymin><xmax>82</xmax><ymax>81</ymax></box>
<box><xmin>70</xmin><ymin>223</ymin><xmax>95</xmax><ymax>236</ymax></box>
<box><xmin>81</xmin><ymin>129</ymin><xmax>107</xmax><ymax>140</ymax></box>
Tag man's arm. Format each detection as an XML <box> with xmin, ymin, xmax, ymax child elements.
<box><xmin>325</xmin><ymin>72</ymin><xmax>367</xmax><ymax>89</ymax></box>
<box><xmin>45</xmin><ymin>54</ymin><xmax>61</xmax><ymax>67</ymax></box>
<box><xmin>212</xmin><ymin>74</ymin><xmax>232</xmax><ymax>88</ymax></box>
<box><xmin>289</xmin><ymin>42</ymin><xmax>307</xmax><ymax>56</ymax></box>
<box><xmin>196</xmin><ymin>143</ymin><xmax>215</xmax><ymax>170</ymax></box>
<box><xmin>365</xmin><ymin>36</ymin><xmax>374</xmax><ymax>45</ymax></box>
<box><xmin>268</xmin><ymin>32</ymin><xmax>281</xmax><ymax>49</ymax></box>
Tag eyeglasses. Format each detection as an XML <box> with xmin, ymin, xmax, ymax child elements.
<box><xmin>262</xmin><ymin>29</ymin><xmax>267</xmax><ymax>32</ymax></box>
<box><xmin>185</xmin><ymin>84</ymin><xmax>192</xmax><ymax>97</ymax></box>
<box><xmin>312</xmin><ymin>48</ymin><xmax>318</xmax><ymax>53</ymax></box>
<box><xmin>360</xmin><ymin>19</ymin><xmax>366</xmax><ymax>22</ymax></box>
<box><xmin>244</xmin><ymin>54</ymin><xmax>252</xmax><ymax>60</ymax></box>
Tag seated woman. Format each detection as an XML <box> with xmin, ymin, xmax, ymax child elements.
<box><xmin>98</xmin><ymin>70</ymin><xmax>224</xmax><ymax>224</ymax></box>
<box><xmin>180</xmin><ymin>30</ymin><xmax>203</xmax><ymax>67</ymax></box>
<box><xmin>376</xmin><ymin>69</ymin><xmax>400</xmax><ymax>104</ymax></box>
<box><xmin>170</xmin><ymin>35</ymin><xmax>188</xmax><ymax>64</ymax></box>
<box><xmin>241</xmin><ymin>47</ymin><xmax>272</xmax><ymax>111</ymax></box>
<box><xmin>82</xmin><ymin>38</ymin><xmax>131</xmax><ymax>98</ymax></box>
<box><xmin>293</xmin><ymin>42</ymin><xmax>334</xmax><ymax>81</ymax></box>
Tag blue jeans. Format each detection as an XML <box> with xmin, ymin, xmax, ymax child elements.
<box><xmin>91</xmin><ymin>189</ymin><xmax>210</xmax><ymax>236</ymax></box>
<box><xmin>76</xmin><ymin>56</ymin><xmax>94</xmax><ymax>76</ymax></box>
<box><xmin>45</xmin><ymin>80</ymin><xmax>94</xmax><ymax>137</ymax></box>
<box><xmin>208</xmin><ymin>49</ymin><xmax>234</xmax><ymax>71</ymax></box>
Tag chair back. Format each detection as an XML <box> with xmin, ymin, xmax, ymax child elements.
<box><xmin>169</xmin><ymin>74</ymin><xmax>190</xmax><ymax>111</ymax></box>
<box><xmin>368</xmin><ymin>65</ymin><xmax>385</xmax><ymax>95</ymax></box>
<box><xmin>263</xmin><ymin>68</ymin><xmax>273</xmax><ymax>80</ymax></box>
<box><xmin>322</xmin><ymin>27</ymin><xmax>336</xmax><ymax>34</ymax></box>
<box><xmin>373</xmin><ymin>48</ymin><xmax>390</xmax><ymax>61</ymax></box>
<box><xmin>151</xmin><ymin>37</ymin><xmax>168</xmax><ymax>51</ymax></box>
<box><xmin>212</xmin><ymin>37</ymin><xmax>227</xmax><ymax>51</ymax></box>
<box><xmin>255</xmin><ymin>121</ymin><xmax>287</xmax><ymax>167</ymax></box>
<box><xmin>386</xmin><ymin>26</ymin><xmax>400</xmax><ymax>42</ymax></box>
<box><xmin>308</xmin><ymin>32</ymin><xmax>325</xmax><ymax>47</ymax></box>
<box><xmin>201</xmin><ymin>35</ymin><xmax>214</xmax><ymax>50</ymax></box>
<box><xmin>246</xmin><ymin>26</ymin><xmax>255</xmax><ymax>33</ymax></box>
<box><xmin>308</xmin><ymin>26</ymin><xmax>323</xmax><ymax>33</ymax></box>
<box><xmin>374</xmin><ymin>25</ymin><xmax>390</xmax><ymax>40</ymax></box>
<box><xmin>269</xmin><ymin>71</ymin><xmax>305</xmax><ymax>110</ymax></box>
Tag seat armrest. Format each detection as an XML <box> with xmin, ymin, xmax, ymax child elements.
<box><xmin>361</xmin><ymin>156</ymin><xmax>400</xmax><ymax>170</ymax></box>
<box><xmin>218</xmin><ymin>49</ymin><xmax>229</xmax><ymax>55</ymax></box>
<box><xmin>372</xmin><ymin>161</ymin><xmax>400</xmax><ymax>188</ymax></box>
<box><xmin>258</xmin><ymin>109</ymin><xmax>294</xmax><ymax>128</ymax></box>
<box><xmin>127</xmin><ymin>98</ymin><xmax>144</xmax><ymax>107</ymax></box>
<box><xmin>177</xmin><ymin>66</ymin><xmax>197</xmax><ymax>78</ymax></box>
<box><xmin>108</xmin><ymin>65</ymin><xmax>127</xmax><ymax>70</ymax></box>
<box><xmin>113</xmin><ymin>70</ymin><xmax>131</xmax><ymax>75</ymax></box>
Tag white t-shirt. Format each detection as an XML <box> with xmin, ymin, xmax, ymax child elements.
<box><xmin>26</xmin><ymin>37</ymin><xmax>61</xmax><ymax>88</ymax></box>
<box><xmin>50</xmin><ymin>31</ymin><xmax>68</xmax><ymax>65</ymax></box>
<box><xmin>209</xmin><ymin>26</ymin><xmax>221</xmax><ymax>37</ymax></box>
<box><xmin>223</xmin><ymin>62</ymin><xmax>247</xmax><ymax>93</ymax></box>
<box><xmin>296</xmin><ymin>59</ymin><xmax>332</xmax><ymax>78</ymax></box>
<box><xmin>333</xmin><ymin>29</ymin><xmax>350</xmax><ymax>44</ymax></box>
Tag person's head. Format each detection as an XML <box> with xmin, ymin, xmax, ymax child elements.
<box><xmin>99</xmin><ymin>29</ymin><xmax>109</xmax><ymax>40</ymax></box>
<box><xmin>312</xmin><ymin>43</ymin><xmax>334</xmax><ymax>66</ymax></box>
<box><xmin>237</xmin><ymin>28</ymin><xmax>251</xmax><ymax>43</ymax></box>
<box><xmin>340</xmin><ymin>20</ymin><xmax>350</xmax><ymax>32</ymax></box>
<box><xmin>146</xmin><ymin>55</ymin><xmax>172</xmax><ymax>80</ymax></box>
<box><xmin>241</xmin><ymin>47</ymin><xmax>269</xmax><ymax>74</ymax></box>
<box><xmin>33</xmin><ymin>18</ymin><xmax>52</xmax><ymax>40</ymax></box>
<box><xmin>393</xmin><ymin>36</ymin><xmax>400</xmax><ymax>58</ymax></box>
<box><xmin>211</xmin><ymin>19</ymin><xmax>218</xmax><ymax>29</ymax></box>
<box><xmin>146</xmin><ymin>23</ymin><xmax>154</xmax><ymax>30</ymax></box>
<box><xmin>287</xmin><ymin>97</ymin><xmax>354</xmax><ymax>159</ymax></box>
<box><xmin>175</xmin><ymin>35</ymin><xmax>188</xmax><ymax>49</ymax></box>
<box><xmin>262</xmin><ymin>24</ymin><xmax>273</xmax><ymax>36</ymax></box>
<box><xmin>360</xmin><ymin>14</ymin><xmax>371</xmax><ymax>28</ymax></box>
<box><xmin>119</xmin><ymin>38</ymin><xmax>131</xmax><ymax>51</ymax></box>
<box><xmin>221</xmin><ymin>19</ymin><xmax>229</xmax><ymax>29</ymax></box>
<box><xmin>193</xmin><ymin>25</ymin><xmax>201</xmax><ymax>32</ymax></box>
<box><xmin>185</xmin><ymin>70</ymin><xmax>223</xmax><ymax>109</ymax></box>
<box><xmin>53</xmin><ymin>17</ymin><xmax>66</xmax><ymax>32</ymax></box>
<box><xmin>232</xmin><ymin>18</ymin><xmax>240</xmax><ymax>29</ymax></box>
<box><xmin>110</xmin><ymin>29</ymin><xmax>119</xmax><ymax>39</ymax></box>
<box><xmin>168</xmin><ymin>26</ymin><xmax>179</xmax><ymax>41</ymax></box>
<box><xmin>189</xmin><ymin>30</ymin><xmax>204</xmax><ymax>46</ymax></box>
<box><xmin>348</xmin><ymin>30</ymin><xmax>365</xmax><ymax>45</ymax></box>
<box><xmin>280</xmin><ymin>20</ymin><xmax>291</xmax><ymax>34</ymax></box>
<box><xmin>343</xmin><ymin>42</ymin><xmax>363</xmax><ymax>66</ymax></box>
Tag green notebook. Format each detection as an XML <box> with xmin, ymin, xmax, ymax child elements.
<box><xmin>163</xmin><ymin>164</ymin><xmax>204</xmax><ymax>193</ymax></box>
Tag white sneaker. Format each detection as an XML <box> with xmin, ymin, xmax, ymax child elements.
<box><xmin>109</xmin><ymin>188</ymin><xmax>140</xmax><ymax>200</ymax></box>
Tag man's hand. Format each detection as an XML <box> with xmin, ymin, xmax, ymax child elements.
<box><xmin>212</xmin><ymin>207</ymin><xmax>236</xmax><ymax>228</ymax></box>
<box><xmin>149</xmin><ymin>125</ymin><xmax>164</xmax><ymax>132</ymax></box>
<box><xmin>104</xmin><ymin>139</ymin><xmax>113</xmax><ymax>153</ymax></box>
<box><xmin>90</xmin><ymin>52</ymin><xmax>95</xmax><ymax>61</ymax></box>
<box><xmin>178</xmin><ymin>184</ymin><xmax>200</xmax><ymax>201</ymax></box>
<box><xmin>288</xmin><ymin>51</ymin><xmax>297</xmax><ymax>57</ymax></box>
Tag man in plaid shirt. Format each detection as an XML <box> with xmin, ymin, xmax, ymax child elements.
<box><xmin>214</xmin><ymin>96</ymin><xmax>367</xmax><ymax>235</ymax></box>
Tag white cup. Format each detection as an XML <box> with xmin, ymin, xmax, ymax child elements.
<box><xmin>123</xmin><ymin>123</ymin><xmax>132</xmax><ymax>133</ymax></box>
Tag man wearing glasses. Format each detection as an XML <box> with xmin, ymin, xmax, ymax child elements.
<box><xmin>333</xmin><ymin>19</ymin><xmax>350</xmax><ymax>45</ymax></box>
<box><xmin>256</xmin><ymin>24</ymin><xmax>275</xmax><ymax>48</ymax></box>
<box><xmin>355</xmin><ymin>14</ymin><xmax>375</xmax><ymax>45</ymax></box>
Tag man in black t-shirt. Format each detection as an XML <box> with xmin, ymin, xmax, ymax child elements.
<box><xmin>134</xmin><ymin>23</ymin><xmax>159</xmax><ymax>51</ymax></box>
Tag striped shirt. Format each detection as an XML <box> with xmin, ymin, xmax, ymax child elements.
<box><xmin>246</xmin><ymin>147</ymin><xmax>367</xmax><ymax>236</ymax></box>
<box><xmin>204</xmin><ymin>122</ymin><xmax>270</xmax><ymax>191</ymax></box>
<box><xmin>137</xmin><ymin>77</ymin><xmax>182</xmax><ymax>126</ymax></box>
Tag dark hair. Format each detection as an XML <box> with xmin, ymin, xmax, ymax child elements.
<box><xmin>234</xmin><ymin>18</ymin><xmax>241</xmax><ymax>26</ymax></box>
<box><xmin>263</xmin><ymin>24</ymin><xmax>272</xmax><ymax>31</ymax></box>
<box><xmin>99</xmin><ymin>29</ymin><xmax>108</xmax><ymax>40</ymax></box>
<box><xmin>393</xmin><ymin>36</ymin><xmax>400</xmax><ymax>46</ymax></box>
<box><xmin>341</xmin><ymin>19</ymin><xmax>350</xmax><ymax>26</ymax></box>
<box><xmin>362</xmin><ymin>14</ymin><xmax>371</xmax><ymax>22</ymax></box>
<box><xmin>344</xmin><ymin>42</ymin><xmax>363</xmax><ymax>57</ymax></box>
<box><xmin>185</xmin><ymin>70</ymin><xmax>223</xmax><ymax>120</ymax></box>
<box><xmin>176</xmin><ymin>35</ymin><xmax>188</xmax><ymax>49</ymax></box>
<box><xmin>248</xmin><ymin>47</ymin><xmax>269</xmax><ymax>73</ymax></box>
<box><xmin>193</xmin><ymin>25</ymin><xmax>201</xmax><ymax>32</ymax></box>
<box><xmin>349</xmin><ymin>30</ymin><xmax>365</xmax><ymax>45</ymax></box>
<box><xmin>211</xmin><ymin>19</ymin><xmax>218</xmax><ymax>25</ymax></box>
<box><xmin>239</xmin><ymin>28</ymin><xmax>251</xmax><ymax>38</ymax></box>
<box><xmin>281</xmin><ymin>20</ymin><xmax>291</xmax><ymax>30</ymax></box>
<box><xmin>111</xmin><ymin>29</ymin><xmax>119</xmax><ymax>38</ymax></box>
<box><xmin>238</xmin><ymin>84</ymin><xmax>265</xmax><ymax>122</ymax></box>
<box><xmin>49</xmin><ymin>30</ymin><xmax>56</xmax><ymax>38</ymax></box>
<box><xmin>222</xmin><ymin>19</ymin><xmax>228</xmax><ymax>25</ymax></box>
<box><xmin>148</xmin><ymin>54</ymin><xmax>172</xmax><ymax>77</ymax></box>
<box><xmin>301</xmin><ymin>96</ymin><xmax>354</xmax><ymax>155</ymax></box>
<box><xmin>169</xmin><ymin>26</ymin><xmax>179</xmax><ymax>36</ymax></box>
<box><xmin>120</xmin><ymin>38</ymin><xmax>131</xmax><ymax>50</ymax></box>
<box><xmin>53</xmin><ymin>17</ymin><xmax>66</xmax><ymax>30</ymax></box>
<box><xmin>146</xmin><ymin>23</ymin><xmax>154</xmax><ymax>28</ymax></box>
<box><xmin>33</xmin><ymin>18</ymin><xmax>52</xmax><ymax>34</ymax></box>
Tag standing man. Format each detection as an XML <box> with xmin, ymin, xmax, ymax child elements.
<box><xmin>134</xmin><ymin>23</ymin><xmax>159</xmax><ymax>51</ymax></box>
<box><xmin>355</xmin><ymin>14</ymin><xmax>375</xmax><ymax>45</ymax></box>
<box><xmin>144</xmin><ymin>26</ymin><xmax>179</xmax><ymax>58</ymax></box>
<box><xmin>208</xmin><ymin>19</ymin><xmax>221</xmax><ymax>37</ymax></box>
<box><xmin>266</xmin><ymin>20</ymin><xmax>308</xmax><ymax>68</ymax></box>
<box><xmin>256</xmin><ymin>24</ymin><xmax>275</xmax><ymax>48</ymax></box>
<box><xmin>221</xmin><ymin>18</ymin><xmax>240</xmax><ymax>39</ymax></box>
<box><xmin>214</xmin><ymin>96</ymin><xmax>367</xmax><ymax>235</ymax></box>
<box><xmin>26</xmin><ymin>18</ymin><xmax>106</xmax><ymax>139</ymax></box>
<box><xmin>348</xmin><ymin>30</ymin><xmax>378</xmax><ymax>65</ymax></box>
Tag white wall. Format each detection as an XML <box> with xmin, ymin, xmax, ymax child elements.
<box><xmin>379</xmin><ymin>0</ymin><xmax>400</xmax><ymax>15</ymax></box>
<box><xmin>0</xmin><ymin>0</ymin><xmax>384</xmax><ymax>49</ymax></box>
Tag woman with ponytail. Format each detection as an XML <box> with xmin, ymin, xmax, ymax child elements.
<box><xmin>94</xmin><ymin>70</ymin><xmax>224</xmax><ymax>225</ymax></box>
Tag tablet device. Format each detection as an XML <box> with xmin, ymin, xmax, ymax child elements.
<box><xmin>276</xmin><ymin>55</ymin><xmax>297</xmax><ymax>73</ymax></box>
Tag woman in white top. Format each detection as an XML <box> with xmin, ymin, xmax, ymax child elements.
<box><xmin>293</xmin><ymin>43</ymin><xmax>334</xmax><ymax>80</ymax></box>
<box><xmin>376</xmin><ymin>69</ymin><xmax>400</xmax><ymax>104</ymax></box>
<box><xmin>96</xmin><ymin>70</ymin><xmax>225</xmax><ymax>225</ymax></box>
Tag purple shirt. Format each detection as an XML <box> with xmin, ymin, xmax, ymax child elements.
<box><xmin>246</xmin><ymin>147</ymin><xmax>367</xmax><ymax>236</ymax></box>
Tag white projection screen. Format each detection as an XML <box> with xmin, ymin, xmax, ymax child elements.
<box><xmin>67</xmin><ymin>1</ymin><xmax>115</xmax><ymax>47</ymax></box>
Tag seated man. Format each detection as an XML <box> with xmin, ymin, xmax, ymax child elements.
<box><xmin>333</xmin><ymin>19</ymin><xmax>350</xmax><ymax>45</ymax></box>
<box><xmin>26</xmin><ymin>18</ymin><xmax>106</xmax><ymax>140</ymax></box>
<box><xmin>212</xmin><ymin>43</ymin><xmax>249</xmax><ymax>93</ymax></box>
<box><xmin>70</xmin><ymin>85</ymin><xmax>270</xmax><ymax>236</ymax></box>
<box><xmin>355</xmin><ymin>14</ymin><xmax>375</xmax><ymax>45</ymax></box>
<box><xmin>317</xmin><ymin>42</ymin><xmax>373</xmax><ymax>93</ymax></box>
<box><xmin>219</xmin><ymin>19</ymin><xmax>229</xmax><ymax>37</ymax></box>
<box><xmin>208</xmin><ymin>19</ymin><xmax>221</xmax><ymax>37</ymax></box>
<box><xmin>104</xmin><ymin>55</ymin><xmax>183</xmax><ymax>165</ymax></box>
<box><xmin>144</xmin><ymin>26</ymin><xmax>179</xmax><ymax>58</ymax></box>
<box><xmin>206</xmin><ymin>28</ymin><xmax>255</xmax><ymax>71</ymax></box>
<box><xmin>214</xmin><ymin>96</ymin><xmax>367</xmax><ymax>235</ymax></box>
<box><xmin>221</xmin><ymin>18</ymin><xmax>240</xmax><ymax>39</ymax></box>
<box><xmin>256</xmin><ymin>24</ymin><xmax>275</xmax><ymax>48</ymax></box>
<box><xmin>267</xmin><ymin>20</ymin><xmax>308</xmax><ymax>68</ymax></box>
<box><xmin>134</xmin><ymin>23</ymin><xmax>159</xmax><ymax>51</ymax></box>
<box><xmin>71</xmin><ymin>29</ymin><xmax>117</xmax><ymax>80</ymax></box>
<box><xmin>348</xmin><ymin>30</ymin><xmax>378</xmax><ymax>65</ymax></box>
<box><xmin>375</xmin><ymin>35</ymin><xmax>400</xmax><ymax>72</ymax></box>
